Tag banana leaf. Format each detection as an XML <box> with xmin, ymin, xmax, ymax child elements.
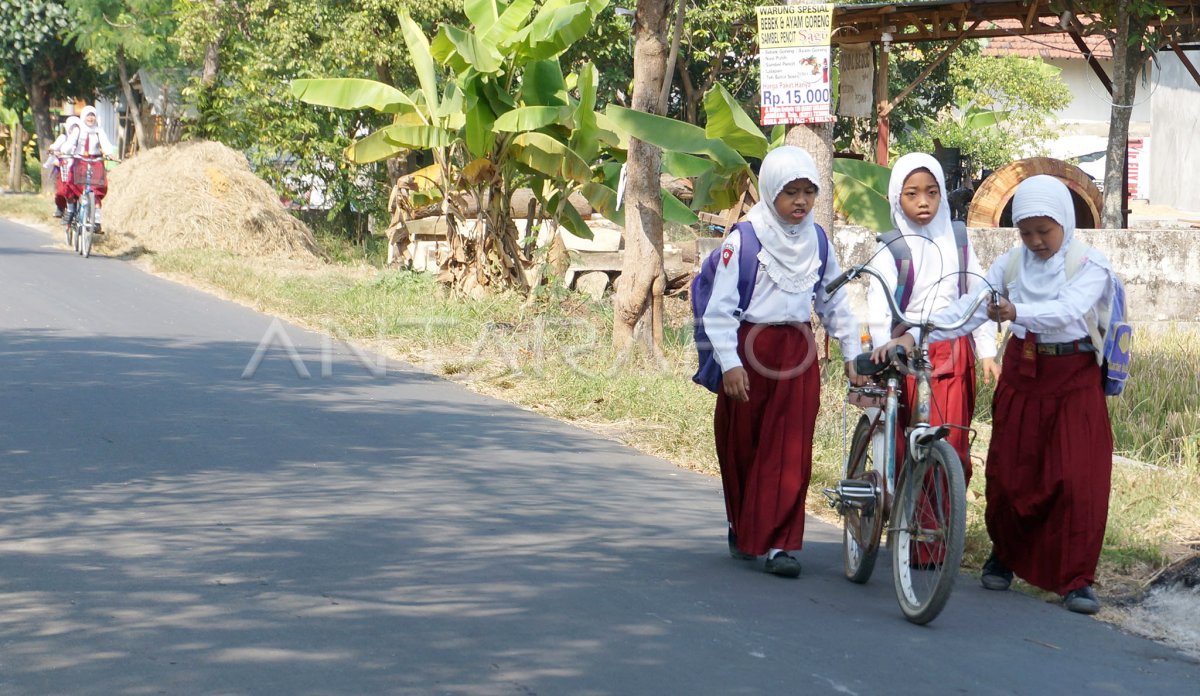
<box><xmin>291</xmin><ymin>78</ymin><xmax>415</xmax><ymax>114</ymax></box>
<box><xmin>831</xmin><ymin>158</ymin><xmax>893</xmax><ymax>232</ymax></box>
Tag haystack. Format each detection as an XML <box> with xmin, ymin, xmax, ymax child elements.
<box><xmin>102</xmin><ymin>141</ymin><xmax>324</xmax><ymax>260</ymax></box>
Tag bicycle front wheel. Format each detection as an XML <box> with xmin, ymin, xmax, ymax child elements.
<box><xmin>80</xmin><ymin>200</ymin><xmax>94</xmax><ymax>258</ymax></box>
<box><xmin>843</xmin><ymin>414</ymin><xmax>884</xmax><ymax>584</ymax></box>
<box><xmin>890</xmin><ymin>439</ymin><xmax>965</xmax><ymax>625</ymax></box>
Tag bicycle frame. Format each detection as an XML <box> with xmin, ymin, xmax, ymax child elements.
<box><xmin>68</xmin><ymin>156</ymin><xmax>103</xmax><ymax>257</ymax></box>
<box><xmin>823</xmin><ymin>263</ymin><xmax>993</xmax><ymax>623</ymax></box>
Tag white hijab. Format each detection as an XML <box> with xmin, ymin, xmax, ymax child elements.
<box><xmin>1010</xmin><ymin>175</ymin><xmax>1080</xmax><ymax>303</ymax></box>
<box><xmin>886</xmin><ymin>153</ymin><xmax>958</xmax><ymax>310</ymax></box>
<box><xmin>745</xmin><ymin>146</ymin><xmax>823</xmax><ymax>293</ymax></box>
<box><xmin>79</xmin><ymin>105</ymin><xmax>100</xmax><ymax>134</ymax></box>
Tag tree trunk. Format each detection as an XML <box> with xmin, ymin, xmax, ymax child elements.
<box><xmin>28</xmin><ymin>73</ymin><xmax>55</xmax><ymax>193</ymax></box>
<box><xmin>612</xmin><ymin>0</ymin><xmax>673</xmax><ymax>355</ymax></box>
<box><xmin>116</xmin><ymin>47</ymin><xmax>147</xmax><ymax>153</ymax></box>
<box><xmin>1102</xmin><ymin>5</ymin><xmax>1144</xmax><ymax>230</ymax></box>
<box><xmin>785</xmin><ymin>123</ymin><xmax>835</xmax><ymax>232</ymax></box>
<box><xmin>202</xmin><ymin>38</ymin><xmax>222</xmax><ymax>87</ymax></box>
<box><xmin>8</xmin><ymin>121</ymin><xmax>23</xmax><ymax>192</ymax></box>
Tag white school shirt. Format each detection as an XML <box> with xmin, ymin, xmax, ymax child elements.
<box><xmin>865</xmin><ymin>237</ymin><xmax>997</xmax><ymax>359</ymax></box>
<box><xmin>703</xmin><ymin>227</ymin><xmax>861</xmax><ymax>372</ymax></box>
<box><xmin>62</xmin><ymin>127</ymin><xmax>115</xmax><ymax>158</ymax></box>
<box><xmin>919</xmin><ymin>247</ymin><xmax>1109</xmax><ymax>344</ymax></box>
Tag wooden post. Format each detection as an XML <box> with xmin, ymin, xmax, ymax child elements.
<box><xmin>875</xmin><ymin>40</ymin><xmax>890</xmax><ymax>165</ymax></box>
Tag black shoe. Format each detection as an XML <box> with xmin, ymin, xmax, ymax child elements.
<box><xmin>981</xmin><ymin>552</ymin><xmax>1013</xmax><ymax>591</ymax></box>
<box><xmin>728</xmin><ymin>529</ymin><xmax>755</xmax><ymax>561</ymax></box>
<box><xmin>1064</xmin><ymin>585</ymin><xmax>1101</xmax><ymax>615</ymax></box>
<box><xmin>764</xmin><ymin>551</ymin><xmax>801</xmax><ymax>578</ymax></box>
<box><xmin>94</xmin><ymin>223</ymin><xmax>103</xmax><ymax>235</ymax></box>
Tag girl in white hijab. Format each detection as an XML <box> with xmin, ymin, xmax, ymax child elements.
<box><xmin>48</xmin><ymin>116</ymin><xmax>82</xmax><ymax>217</ymax></box>
<box><xmin>863</xmin><ymin>153</ymin><xmax>997</xmax><ymax>490</ymax></box>
<box><xmin>876</xmin><ymin>174</ymin><xmax>1114</xmax><ymax>615</ymax></box>
<box><xmin>702</xmin><ymin>145</ymin><xmax>863</xmax><ymax>578</ymax></box>
<box><xmin>62</xmin><ymin>105</ymin><xmax>117</xmax><ymax>230</ymax></box>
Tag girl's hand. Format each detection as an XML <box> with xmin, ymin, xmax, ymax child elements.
<box><xmin>980</xmin><ymin>357</ymin><xmax>1001</xmax><ymax>385</ymax></box>
<box><xmin>722</xmin><ymin>366</ymin><xmax>750</xmax><ymax>402</ymax></box>
<box><xmin>845</xmin><ymin>360</ymin><xmax>867</xmax><ymax>386</ymax></box>
<box><xmin>870</xmin><ymin>334</ymin><xmax>915</xmax><ymax>363</ymax></box>
<box><xmin>987</xmin><ymin>297</ymin><xmax>1016</xmax><ymax>323</ymax></box>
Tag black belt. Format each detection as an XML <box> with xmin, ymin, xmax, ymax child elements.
<box><xmin>1035</xmin><ymin>339</ymin><xmax>1095</xmax><ymax>356</ymax></box>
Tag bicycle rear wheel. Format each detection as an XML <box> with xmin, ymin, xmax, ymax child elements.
<box><xmin>842</xmin><ymin>414</ymin><xmax>884</xmax><ymax>584</ymax></box>
<box><xmin>890</xmin><ymin>440</ymin><xmax>965</xmax><ymax>625</ymax></box>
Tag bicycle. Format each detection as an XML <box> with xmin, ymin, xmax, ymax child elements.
<box><xmin>822</xmin><ymin>264</ymin><xmax>995</xmax><ymax>625</ymax></box>
<box><xmin>65</xmin><ymin>155</ymin><xmax>106</xmax><ymax>258</ymax></box>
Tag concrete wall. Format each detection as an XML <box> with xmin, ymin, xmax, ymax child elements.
<box><xmin>1150</xmin><ymin>50</ymin><xmax>1200</xmax><ymax>212</ymax></box>
<box><xmin>1053</xmin><ymin>59</ymin><xmax>1153</xmax><ymax>125</ymax></box>
<box><xmin>830</xmin><ymin>225</ymin><xmax>1200</xmax><ymax>326</ymax></box>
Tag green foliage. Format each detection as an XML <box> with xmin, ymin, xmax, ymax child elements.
<box><xmin>294</xmin><ymin>1</ymin><xmax>623</xmax><ymax>291</ymax></box>
<box><xmin>675</xmin><ymin>0</ymin><xmax>761</xmax><ymax>123</ymax></box>
<box><xmin>831</xmin><ymin>158</ymin><xmax>892</xmax><ymax>231</ymax></box>
<box><xmin>0</xmin><ymin>0</ymin><xmax>98</xmax><ymax>112</ymax></box>
<box><xmin>171</xmin><ymin>0</ymin><xmax>466</xmax><ymax>244</ymax></box>
<box><xmin>65</xmin><ymin>0</ymin><xmax>176</xmax><ymax>68</ymax></box>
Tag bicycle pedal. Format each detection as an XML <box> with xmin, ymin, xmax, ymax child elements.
<box><xmin>838</xmin><ymin>479</ymin><xmax>876</xmax><ymax>498</ymax></box>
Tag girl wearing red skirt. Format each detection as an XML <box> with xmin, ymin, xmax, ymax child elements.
<box><xmin>865</xmin><ymin>153</ymin><xmax>999</xmax><ymax>485</ymax></box>
<box><xmin>702</xmin><ymin>146</ymin><xmax>863</xmax><ymax>578</ymax></box>
<box><xmin>48</xmin><ymin>116</ymin><xmax>80</xmax><ymax>218</ymax></box>
<box><xmin>61</xmin><ymin>105</ymin><xmax>116</xmax><ymax>232</ymax></box>
<box><xmin>878</xmin><ymin>175</ymin><xmax>1114</xmax><ymax>614</ymax></box>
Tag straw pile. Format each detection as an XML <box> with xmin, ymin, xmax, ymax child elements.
<box><xmin>102</xmin><ymin>140</ymin><xmax>324</xmax><ymax>260</ymax></box>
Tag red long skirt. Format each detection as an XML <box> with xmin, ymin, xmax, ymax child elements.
<box><xmin>985</xmin><ymin>336</ymin><xmax>1113</xmax><ymax>595</ymax></box>
<box><xmin>715</xmin><ymin>322</ymin><xmax>821</xmax><ymax>556</ymax></box>
<box><xmin>54</xmin><ymin>167</ymin><xmax>70</xmax><ymax>208</ymax></box>
<box><xmin>66</xmin><ymin>160</ymin><xmax>107</xmax><ymax>204</ymax></box>
<box><xmin>897</xmin><ymin>335</ymin><xmax>978</xmax><ymax>484</ymax></box>
<box><xmin>893</xmin><ymin>337</ymin><xmax>978</xmax><ymax>565</ymax></box>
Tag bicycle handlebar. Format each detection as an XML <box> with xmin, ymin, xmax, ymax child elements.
<box><xmin>825</xmin><ymin>264</ymin><xmax>995</xmax><ymax>336</ymax></box>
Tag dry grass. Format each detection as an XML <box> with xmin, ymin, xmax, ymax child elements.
<box><xmin>101</xmin><ymin>141</ymin><xmax>325</xmax><ymax>260</ymax></box>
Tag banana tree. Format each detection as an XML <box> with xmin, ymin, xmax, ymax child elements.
<box><xmin>293</xmin><ymin>0</ymin><xmax>615</xmax><ymax>296</ymax></box>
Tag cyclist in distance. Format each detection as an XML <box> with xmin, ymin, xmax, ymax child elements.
<box><xmin>61</xmin><ymin>105</ymin><xmax>117</xmax><ymax>233</ymax></box>
<box><xmin>46</xmin><ymin>116</ymin><xmax>80</xmax><ymax>218</ymax></box>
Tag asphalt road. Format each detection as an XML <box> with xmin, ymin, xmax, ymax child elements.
<box><xmin>1</xmin><ymin>216</ymin><xmax>1196</xmax><ymax>695</ymax></box>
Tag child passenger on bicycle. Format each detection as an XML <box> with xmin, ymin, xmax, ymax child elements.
<box><xmin>47</xmin><ymin>117</ymin><xmax>81</xmax><ymax>218</ymax></box>
<box><xmin>874</xmin><ymin>175</ymin><xmax>1114</xmax><ymax>614</ymax></box>
<box><xmin>864</xmin><ymin>153</ymin><xmax>999</xmax><ymax>485</ymax></box>
<box><xmin>704</xmin><ymin>146</ymin><xmax>864</xmax><ymax>578</ymax></box>
<box><xmin>61</xmin><ymin>105</ymin><xmax>116</xmax><ymax>233</ymax></box>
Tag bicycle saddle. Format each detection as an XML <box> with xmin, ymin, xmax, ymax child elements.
<box><xmin>854</xmin><ymin>345</ymin><xmax>907</xmax><ymax>377</ymax></box>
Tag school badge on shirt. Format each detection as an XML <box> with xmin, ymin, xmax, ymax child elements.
<box><xmin>721</xmin><ymin>245</ymin><xmax>734</xmax><ymax>267</ymax></box>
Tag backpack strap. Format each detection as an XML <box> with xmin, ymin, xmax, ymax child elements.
<box><xmin>814</xmin><ymin>223</ymin><xmax>830</xmax><ymax>292</ymax></box>
<box><xmin>878</xmin><ymin>229</ymin><xmax>914</xmax><ymax>313</ymax></box>
<box><xmin>1063</xmin><ymin>238</ymin><xmax>1106</xmax><ymax>360</ymax></box>
<box><xmin>730</xmin><ymin>221</ymin><xmax>761</xmax><ymax>317</ymax></box>
<box><xmin>951</xmin><ymin>220</ymin><xmax>969</xmax><ymax>297</ymax></box>
<box><xmin>1002</xmin><ymin>245</ymin><xmax>1022</xmax><ymax>293</ymax></box>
